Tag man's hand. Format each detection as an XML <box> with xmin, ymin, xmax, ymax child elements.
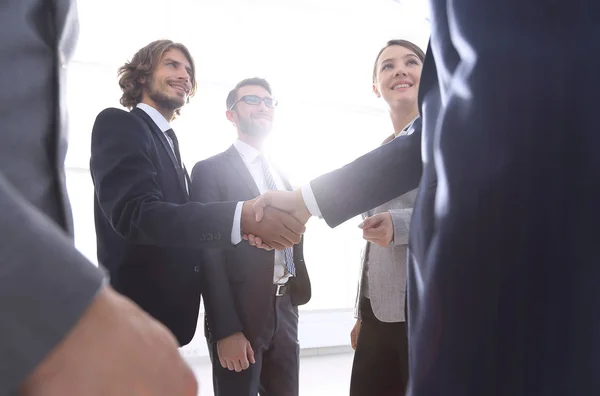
<box><xmin>241</xmin><ymin>199</ymin><xmax>306</xmax><ymax>250</ymax></box>
<box><xmin>217</xmin><ymin>332</ymin><xmax>255</xmax><ymax>372</ymax></box>
<box><xmin>244</xmin><ymin>190</ymin><xmax>311</xmax><ymax>249</ymax></box>
<box><xmin>19</xmin><ymin>286</ymin><xmax>198</xmax><ymax>396</ymax></box>
<box><xmin>359</xmin><ymin>212</ymin><xmax>394</xmax><ymax>247</ymax></box>
<box><xmin>350</xmin><ymin>319</ymin><xmax>361</xmax><ymax>350</ymax></box>
<box><xmin>252</xmin><ymin>190</ymin><xmax>311</xmax><ymax>224</ymax></box>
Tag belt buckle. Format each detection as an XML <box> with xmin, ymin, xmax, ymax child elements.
<box><xmin>275</xmin><ymin>284</ymin><xmax>286</xmax><ymax>297</ymax></box>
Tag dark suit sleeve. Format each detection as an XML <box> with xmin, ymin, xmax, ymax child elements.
<box><xmin>0</xmin><ymin>2</ymin><xmax>105</xmax><ymax>392</ymax></box>
<box><xmin>190</xmin><ymin>160</ymin><xmax>243</xmax><ymax>341</ymax></box>
<box><xmin>0</xmin><ymin>175</ymin><xmax>105</xmax><ymax>393</ymax></box>
<box><xmin>90</xmin><ymin>108</ymin><xmax>237</xmax><ymax>249</ymax></box>
<box><xmin>310</xmin><ymin>121</ymin><xmax>423</xmax><ymax>228</ymax></box>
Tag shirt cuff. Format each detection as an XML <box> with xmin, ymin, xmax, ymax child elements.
<box><xmin>301</xmin><ymin>184</ymin><xmax>323</xmax><ymax>218</ymax></box>
<box><xmin>231</xmin><ymin>201</ymin><xmax>244</xmax><ymax>245</ymax></box>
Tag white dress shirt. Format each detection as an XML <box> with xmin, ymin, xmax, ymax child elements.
<box><xmin>301</xmin><ymin>185</ymin><xmax>323</xmax><ymax>217</ymax></box>
<box><xmin>231</xmin><ymin>139</ymin><xmax>293</xmax><ymax>284</ymax></box>
<box><xmin>137</xmin><ymin>103</ymin><xmax>190</xmax><ymax>194</ymax></box>
<box><xmin>136</xmin><ymin>103</ymin><xmax>174</xmax><ymax>151</ymax></box>
<box><xmin>136</xmin><ymin>103</ymin><xmax>240</xmax><ymax>245</ymax></box>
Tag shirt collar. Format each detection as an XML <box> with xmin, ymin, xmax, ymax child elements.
<box><xmin>394</xmin><ymin>115</ymin><xmax>420</xmax><ymax>138</ymax></box>
<box><xmin>233</xmin><ymin>139</ymin><xmax>263</xmax><ymax>165</ymax></box>
<box><xmin>136</xmin><ymin>103</ymin><xmax>172</xmax><ymax>133</ymax></box>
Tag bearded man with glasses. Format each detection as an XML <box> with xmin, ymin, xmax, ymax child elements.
<box><xmin>191</xmin><ymin>77</ymin><xmax>311</xmax><ymax>396</ymax></box>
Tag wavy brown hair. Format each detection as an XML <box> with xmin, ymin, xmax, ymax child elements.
<box><xmin>118</xmin><ymin>40</ymin><xmax>197</xmax><ymax>117</ymax></box>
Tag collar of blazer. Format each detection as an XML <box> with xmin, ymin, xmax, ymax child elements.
<box><xmin>224</xmin><ymin>145</ymin><xmax>261</xmax><ymax>197</ymax></box>
<box><xmin>131</xmin><ymin>107</ymin><xmax>188</xmax><ymax>195</ymax></box>
<box><xmin>225</xmin><ymin>144</ymin><xmax>294</xmax><ymax>195</ymax></box>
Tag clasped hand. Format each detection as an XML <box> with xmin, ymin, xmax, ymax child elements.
<box><xmin>241</xmin><ymin>190</ymin><xmax>311</xmax><ymax>250</ymax></box>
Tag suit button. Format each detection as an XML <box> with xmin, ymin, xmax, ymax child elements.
<box><xmin>199</xmin><ymin>234</ymin><xmax>206</xmax><ymax>242</ymax></box>
<box><xmin>206</xmin><ymin>234</ymin><xmax>214</xmax><ymax>241</ymax></box>
<box><xmin>194</xmin><ymin>265</ymin><xmax>200</xmax><ymax>272</ymax></box>
<box><xmin>214</xmin><ymin>232</ymin><xmax>221</xmax><ymax>240</ymax></box>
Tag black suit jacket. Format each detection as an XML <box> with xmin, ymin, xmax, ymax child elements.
<box><xmin>190</xmin><ymin>145</ymin><xmax>311</xmax><ymax>346</ymax></box>
<box><xmin>90</xmin><ymin>107</ymin><xmax>240</xmax><ymax>346</ymax></box>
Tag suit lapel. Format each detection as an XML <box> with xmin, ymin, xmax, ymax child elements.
<box><xmin>132</xmin><ymin>108</ymin><xmax>179</xmax><ymax>170</ymax></box>
<box><xmin>131</xmin><ymin>108</ymin><xmax>187</xmax><ymax>195</ymax></box>
<box><xmin>183</xmin><ymin>165</ymin><xmax>191</xmax><ymax>191</ymax></box>
<box><xmin>224</xmin><ymin>145</ymin><xmax>261</xmax><ymax>197</ymax></box>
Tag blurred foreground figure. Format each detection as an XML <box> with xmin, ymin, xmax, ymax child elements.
<box><xmin>0</xmin><ymin>1</ymin><xmax>197</xmax><ymax>395</ymax></box>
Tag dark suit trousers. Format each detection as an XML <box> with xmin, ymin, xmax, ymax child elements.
<box><xmin>210</xmin><ymin>291</ymin><xmax>300</xmax><ymax>396</ymax></box>
<box><xmin>350</xmin><ymin>297</ymin><xmax>409</xmax><ymax>396</ymax></box>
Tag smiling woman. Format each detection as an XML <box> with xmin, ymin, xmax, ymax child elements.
<box><xmin>350</xmin><ymin>39</ymin><xmax>424</xmax><ymax>396</ymax></box>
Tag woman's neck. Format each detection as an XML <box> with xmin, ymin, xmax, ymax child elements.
<box><xmin>390</xmin><ymin>106</ymin><xmax>419</xmax><ymax>136</ymax></box>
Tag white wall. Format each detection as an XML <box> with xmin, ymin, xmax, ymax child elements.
<box><xmin>67</xmin><ymin>0</ymin><xmax>430</xmax><ymax>356</ymax></box>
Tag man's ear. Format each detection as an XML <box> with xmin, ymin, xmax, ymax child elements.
<box><xmin>225</xmin><ymin>110</ymin><xmax>236</xmax><ymax>125</ymax></box>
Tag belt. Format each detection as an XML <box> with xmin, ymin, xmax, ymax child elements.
<box><xmin>274</xmin><ymin>283</ymin><xmax>289</xmax><ymax>297</ymax></box>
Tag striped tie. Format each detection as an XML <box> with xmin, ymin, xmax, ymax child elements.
<box><xmin>258</xmin><ymin>155</ymin><xmax>296</xmax><ymax>276</ymax></box>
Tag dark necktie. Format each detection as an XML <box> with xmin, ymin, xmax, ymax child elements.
<box><xmin>164</xmin><ymin>128</ymin><xmax>182</xmax><ymax>167</ymax></box>
<box><xmin>258</xmin><ymin>155</ymin><xmax>296</xmax><ymax>276</ymax></box>
<box><xmin>165</xmin><ymin>128</ymin><xmax>190</xmax><ymax>191</ymax></box>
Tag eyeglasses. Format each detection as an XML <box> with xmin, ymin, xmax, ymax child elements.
<box><xmin>229</xmin><ymin>95</ymin><xmax>279</xmax><ymax>110</ymax></box>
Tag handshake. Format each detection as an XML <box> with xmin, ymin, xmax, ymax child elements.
<box><xmin>240</xmin><ymin>189</ymin><xmax>397</xmax><ymax>250</ymax></box>
<box><xmin>240</xmin><ymin>190</ymin><xmax>312</xmax><ymax>250</ymax></box>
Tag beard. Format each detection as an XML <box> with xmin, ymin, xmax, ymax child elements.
<box><xmin>147</xmin><ymin>78</ymin><xmax>185</xmax><ymax>112</ymax></box>
<box><xmin>237</xmin><ymin>114</ymin><xmax>272</xmax><ymax>137</ymax></box>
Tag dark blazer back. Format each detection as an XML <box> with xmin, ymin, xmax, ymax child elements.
<box><xmin>410</xmin><ymin>44</ymin><xmax>440</xmax><ymax>274</ymax></box>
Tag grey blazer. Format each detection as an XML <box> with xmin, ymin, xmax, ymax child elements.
<box><xmin>0</xmin><ymin>1</ymin><xmax>104</xmax><ymax>393</ymax></box>
<box><xmin>355</xmin><ymin>191</ymin><xmax>417</xmax><ymax>323</ymax></box>
<box><xmin>355</xmin><ymin>120</ymin><xmax>419</xmax><ymax>323</ymax></box>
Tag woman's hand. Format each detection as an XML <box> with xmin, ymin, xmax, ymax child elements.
<box><xmin>359</xmin><ymin>212</ymin><xmax>394</xmax><ymax>247</ymax></box>
<box><xmin>350</xmin><ymin>319</ymin><xmax>361</xmax><ymax>350</ymax></box>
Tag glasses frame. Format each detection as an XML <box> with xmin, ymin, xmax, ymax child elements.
<box><xmin>229</xmin><ymin>94</ymin><xmax>279</xmax><ymax>110</ymax></box>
